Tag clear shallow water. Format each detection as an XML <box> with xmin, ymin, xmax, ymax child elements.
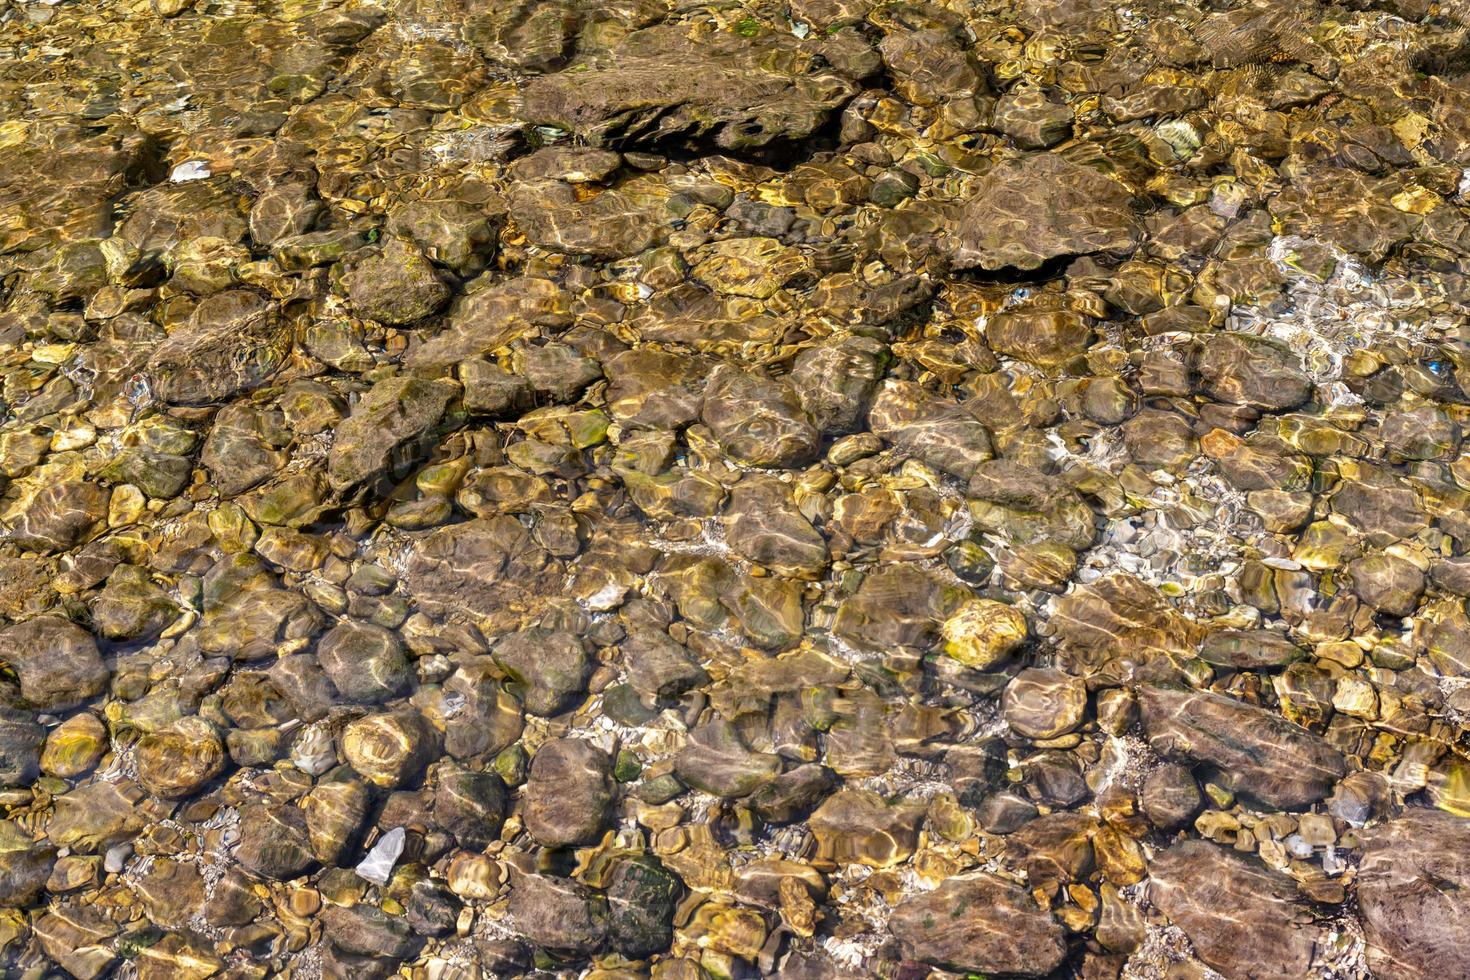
<box><xmin>1</xmin><ymin>0</ymin><xmax>1469</xmax><ymax>977</ymax></box>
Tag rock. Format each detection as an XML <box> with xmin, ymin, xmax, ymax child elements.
<box><xmin>748</xmin><ymin>764</ymin><xmax>837</xmax><ymax>824</ymax></box>
<box><xmin>986</xmin><ymin>300</ymin><xmax>1094</xmax><ymax>371</ymax></box>
<box><xmin>316</xmin><ymin>620</ymin><xmax>411</xmax><ymax>703</ymax></box>
<box><xmin>1138</xmin><ymin>685</ymin><xmax>1346</xmax><ymax>808</ymax></box>
<box><xmin>1346</xmin><ymin>554</ymin><xmax>1426</xmax><ymax>617</ymax></box>
<box><xmin>700</xmin><ymin>365</ymin><xmax>820</xmax><ymax>468</ymax></box>
<box><xmin>1197</xmin><ymin>333</ymin><xmax>1313</xmax><ymax>411</ymax></box>
<box><xmin>1149</xmin><ymin>840</ymin><xmax>1320</xmax><ymax>980</ymax></box>
<box><xmin>941</xmin><ymin>598</ymin><xmax>1028</xmax><ymax>668</ymax></box>
<box><xmin>0</xmin><ymin>705</ymin><xmax>42</xmax><ymax>787</ymax></box>
<box><xmin>0</xmin><ymin>616</ymin><xmax>109</xmax><ymax>710</ymax></box>
<box><xmin>606</xmin><ymin>855</ymin><xmax>682</xmax><ymax>957</ymax></box>
<box><xmin>949</xmin><ymin>154</ymin><xmax>1141</xmax><ymax>271</ymax></box>
<box><xmin>404</xmin><ymin>516</ymin><xmax>560</xmax><ymax>625</ymax></box>
<box><xmin>34</xmin><ymin>903</ymin><xmax>119</xmax><ymax>980</ymax></box>
<box><xmin>833</xmin><ymin>564</ymin><xmax>963</xmax><ymax>650</ymax></box>
<box><xmin>492</xmin><ymin>628</ymin><xmax>591</xmax><ymax>716</ymax></box>
<box><xmin>724</xmin><ymin>475</ymin><xmax>829</xmax><ymax>577</ymax></box>
<box><xmin>0</xmin><ymin>819</ymin><xmax>53</xmax><ymax>907</ymax></box>
<box><xmin>869</xmin><ymin>381</ymin><xmax>994</xmax><ymax>480</ymax></box>
<box><xmin>340</xmin><ymin>237</ymin><xmax>450</xmax><ymax>324</ymax></box>
<box><xmin>386</xmin><ymin>197</ymin><xmax>497</xmax><ymax>274</ymax></box>
<box><xmin>201</xmin><ymin>403</ymin><xmax>289</xmax><ymax>496</ymax></box>
<box><xmin>135</xmin><ymin>717</ymin><xmax>226</xmax><ymax>798</ymax></box>
<box><xmin>90</xmin><ymin>564</ymin><xmax>177</xmax><ymax>641</ymax></box>
<box><xmin>509</xmin><ymin>872</ymin><xmax>607</xmax><ymax>954</ymax></box>
<box><xmin>790</xmin><ymin>334</ymin><xmax>886</xmax><ymax>433</ymax></box>
<box><xmin>674</xmin><ymin>719</ymin><xmax>782</xmax><ymax>798</ymax></box>
<box><xmin>148</xmin><ymin>290</ymin><xmax>289</xmax><ymax>404</ymax></box>
<box><xmin>623</xmin><ymin>630</ymin><xmax>707</xmax><ymax>701</ymax></box>
<box><xmin>520</xmin><ymin>27</ymin><xmax>859</xmax><ymax>150</ymax></box>
<box><xmin>993</xmin><ymin>84</ymin><xmax>1074</xmax><ymax>149</ymax></box>
<box><xmin>235</xmin><ymin>802</ymin><xmax>315</xmax><ymax>880</ymax></box>
<box><xmin>1003</xmin><ymin>668</ymin><xmax>1087</xmax><ymax>739</ymax></box>
<box><xmin>98</xmin><ymin>446</ymin><xmax>192</xmax><ymax>498</ymax></box>
<box><xmin>198</xmin><ymin>556</ymin><xmax>324</xmax><ymax>661</ymax></box>
<box><xmin>327</xmin><ymin>377</ymin><xmax>457</xmax><ymax>491</ymax></box>
<box><xmin>40</xmin><ymin>712</ymin><xmax>108</xmax><ymax>777</ymax></box>
<box><xmin>302</xmin><ymin>776</ymin><xmax>371</xmax><ymax>866</ymax></box>
<box><xmin>10</xmin><ymin>480</ymin><xmax>110</xmax><ymax>552</ymax></box>
<box><xmin>249</xmin><ymin>183</ymin><xmax>322</xmax><ymax>246</ymax></box>
<box><xmin>890</xmin><ymin>873</ymin><xmax>1067</xmax><ymax>976</ymax></box>
<box><xmin>1198</xmin><ymin>629</ymin><xmax>1306</xmax><ymax>669</ymax></box>
<box><xmin>435</xmin><ymin>765</ymin><xmax>507</xmax><ymax>849</ymax></box>
<box><xmin>1357</xmin><ymin>808</ymin><xmax>1470</xmax><ymax>980</ymax></box>
<box><xmin>342</xmin><ymin>709</ymin><xmax>440</xmax><ymax>788</ymax></box>
<box><xmin>810</xmin><ymin>788</ymin><xmax>924</xmax><ymax>868</ymax></box>
<box><xmin>1140</xmin><ymin>763</ymin><xmax>1202</xmax><ymax>829</ymax></box>
<box><xmin>507</xmin><ymin>180</ymin><xmax>660</xmax><ymax>259</ymax></box>
<box><xmin>523</xmin><ymin>738</ymin><xmax>613</xmax><ymax>847</ymax></box>
<box><xmin>323</xmin><ymin>902</ymin><xmax>424</xmax><ymax>959</ymax></box>
<box><xmin>407</xmin><ymin>275</ymin><xmax>573</xmax><ymax>371</ymax></box>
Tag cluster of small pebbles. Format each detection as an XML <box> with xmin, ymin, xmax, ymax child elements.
<box><xmin>2</xmin><ymin>0</ymin><xmax>1470</xmax><ymax>977</ymax></box>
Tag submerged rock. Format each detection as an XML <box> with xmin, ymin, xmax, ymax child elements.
<box><xmin>891</xmin><ymin>873</ymin><xmax>1067</xmax><ymax>976</ymax></box>
<box><xmin>1138</xmin><ymin>685</ymin><xmax>1346</xmax><ymax>808</ymax></box>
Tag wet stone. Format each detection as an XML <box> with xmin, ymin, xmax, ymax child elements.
<box><xmin>891</xmin><ymin>873</ymin><xmax>1067</xmax><ymax>977</ymax></box>
<box><xmin>522</xmin><ymin>738</ymin><xmax>613</xmax><ymax>848</ymax></box>
<box><xmin>1002</xmin><ymin>667</ymin><xmax>1087</xmax><ymax>739</ymax></box>
<box><xmin>1149</xmin><ymin>840</ymin><xmax>1322</xmax><ymax>980</ymax></box>
<box><xmin>316</xmin><ymin>620</ymin><xmax>411</xmax><ymax>703</ymax></box>
<box><xmin>949</xmin><ymin>154</ymin><xmax>1142</xmax><ymax>272</ymax></box>
<box><xmin>0</xmin><ymin>616</ymin><xmax>109</xmax><ymax>711</ymax></box>
<box><xmin>1139</xmin><ymin>685</ymin><xmax>1347</xmax><ymax>809</ymax></box>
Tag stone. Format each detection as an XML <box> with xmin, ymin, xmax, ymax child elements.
<box><xmin>340</xmin><ymin>237</ymin><xmax>450</xmax><ymax>324</ymax></box>
<box><xmin>1197</xmin><ymin>333</ymin><xmax>1313</xmax><ymax>412</ymax></box>
<box><xmin>10</xmin><ymin>480</ymin><xmax>110</xmax><ymax>552</ymax></box>
<box><xmin>327</xmin><ymin>377</ymin><xmax>458</xmax><ymax>491</ymax></box>
<box><xmin>0</xmin><ymin>819</ymin><xmax>53</xmax><ymax>907</ymax></box>
<box><xmin>1198</xmin><ymin>629</ymin><xmax>1306</xmax><ymax>670</ymax></box>
<box><xmin>0</xmin><ymin>616</ymin><xmax>109</xmax><ymax>711</ymax></box>
<box><xmin>323</xmin><ymin>902</ymin><xmax>424</xmax><ymax>959</ymax></box>
<box><xmin>606</xmin><ymin>855</ymin><xmax>682</xmax><ymax>957</ymax></box>
<box><xmin>235</xmin><ymin>802</ymin><xmax>315</xmax><ymax>880</ymax></box>
<box><xmin>509</xmin><ymin>872</ymin><xmax>607</xmax><ymax>954</ymax></box>
<box><xmin>148</xmin><ymin>290</ymin><xmax>289</xmax><ymax>405</ymax></box>
<box><xmin>949</xmin><ymin>154</ymin><xmax>1142</xmax><ymax>271</ymax></box>
<box><xmin>523</xmin><ymin>738</ymin><xmax>613</xmax><ymax>848</ymax></box>
<box><xmin>1138</xmin><ymin>685</ymin><xmax>1346</xmax><ymax>809</ymax></box>
<box><xmin>674</xmin><ymin>719</ymin><xmax>782</xmax><ymax>798</ymax></box>
<box><xmin>435</xmin><ymin>764</ymin><xmax>507</xmax><ymax>849</ymax></box>
<box><xmin>700</xmin><ymin>365</ymin><xmax>820</xmax><ymax>469</ymax></box>
<box><xmin>941</xmin><ymin>599</ymin><xmax>1028</xmax><ymax>668</ymax></box>
<box><xmin>1357</xmin><ymin>808</ymin><xmax>1470</xmax><ymax>980</ymax></box>
<box><xmin>1140</xmin><ymin>763</ymin><xmax>1203</xmax><ymax>830</ymax></box>
<box><xmin>492</xmin><ymin>628</ymin><xmax>591</xmax><ymax>716</ymax></box>
<box><xmin>809</xmin><ymin>789</ymin><xmax>924</xmax><ymax>868</ymax></box>
<box><xmin>519</xmin><ymin>27</ymin><xmax>860</xmax><ymax>151</ymax></box>
<box><xmin>342</xmin><ymin>709</ymin><xmax>440</xmax><ymax>788</ymax></box>
<box><xmin>135</xmin><ymin>716</ymin><xmax>226</xmax><ymax>798</ymax></box>
<box><xmin>1149</xmin><ymin>840</ymin><xmax>1321</xmax><ymax>980</ymax></box>
<box><xmin>891</xmin><ymin>874</ymin><xmax>1067</xmax><ymax>976</ymax></box>
<box><xmin>1003</xmin><ymin>667</ymin><xmax>1087</xmax><ymax>739</ymax></box>
<box><xmin>724</xmin><ymin>475</ymin><xmax>829</xmax><ymax>577</ymax></box>
<box><xmin>869</xmin><ymin>380</ymin><xmax>993</xmax><ymax>480</ymax></box>
<box><xmin>316</xmin><ymin>620</ymin><xmax>411</xmax><ymax>703</ymax></box>
<box><xmin>623</xmin><ymin>630</ymin><xmax>707</xmax><ymax>701</ymax></box>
